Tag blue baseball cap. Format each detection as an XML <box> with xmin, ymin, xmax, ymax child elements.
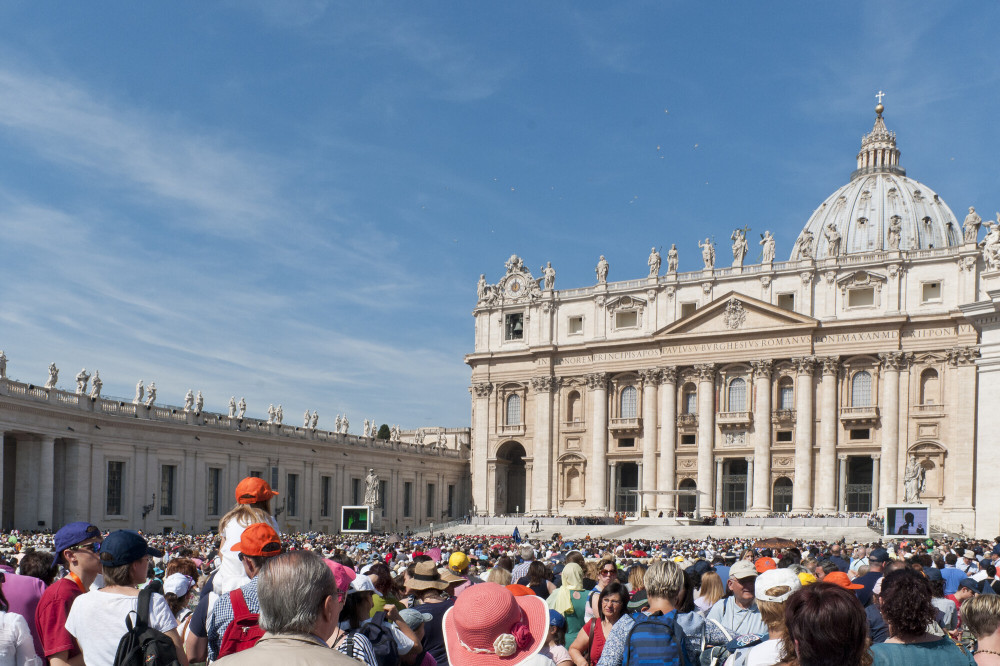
<box><xmin>52</xmin><ymin>522</ymin><xmax>102</xmax><ymax>569</ymax></box>
<box><xmin>548</xmin><ymin>609</ymin><xmax>566</xmax><ymax>628</ymax></box>
<box><xmin>98</xmin><ymin>530</ymin><xmax>162</xmax><ymax>567</ymax></box>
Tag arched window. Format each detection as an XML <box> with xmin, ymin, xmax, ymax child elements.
<box><xmin>851</xmin><ymin>371</ymin><xmax>873</xmax><ymax>407</ymax></box>
<box><xmin>773</xmin><ymin>477</ymin><xmax>793</xmax><ymax>513</ymax></box>
<box><xmin>620</xmin><ymin>386</ymin><xmax>638</xmax><ymax>419</ymax></box>
<box><xmin>682</xmin><ymin>384</ymin><xmax>697</xmax><ymax>414</ymax></box>
<box><xmin>777</xmin><ymin>377</ymin><xmax>794</xmax><ymax>410</ymax></box>
<box><xmin>506</xmin><ymin>394</ymin><xmax>521</xmax><ymax>425</ymax></box>
<box><xmin>678</xmin><ymin>478</ymin><xmax>698</xmax><ymax>515</ymax></box>
<box><xmin>566</xmin><ymin>391</ymin><xmax>581</xmax><ymax>423</ymax></box>
<box><xmin>727</xmin><ymin>378</ymin><xmax>747</xmax><ymax>411</ymax></box>
<box><xmin>920</xmin><ymin>369</ymin><xmax>939</xmax><ymax>405</ymax></box>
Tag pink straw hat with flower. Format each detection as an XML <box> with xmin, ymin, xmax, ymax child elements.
<box><xmin>443</xmin><ymin>582</ymin><xmax>547</xmax><ymax>666</ymax></box>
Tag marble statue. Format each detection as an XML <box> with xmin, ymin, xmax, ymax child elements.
<box><xmin>496</xmin><ymin>478</ymin><xmax>506</xmax><ymax>511</ymax></box>
<box><xmin>504</xmin><ymin>254</ymin><xmax>524</xmax><ymax>274</ymax></box>
<box><xmin>438</xmin><ymin>431</ymin><xmax>447</xmax><ymax>449</ymax></box>
<box><xmin>903</xmin><ymin>455</ymin><xmax>926</xmax><ymax>503</ymax></box>
<box><xmin>647</xmin><ymin>247</ymin><xmax>661</xmax><ymax>277</ymax></box>
<box><xmin>667</xmin><ymin>244</ymin><xmax>678</xmax><ymax>273</ymax></box>
<box><xmin>267</xmin><ymin>404</ymin><xmax>276</xmax><ymax>424</ymax></box>
<box><xmin>824</xmin><ymin>223</ymin><xmax>842</xmax><ymax>256</ymax></box>
<box><xmin>0</xmin><ymin>351</ymin><xmax>6</xmax><ymax>379</ymax></box>
<box><xmin>964</xmin><ymin>206</ymin><xmax>983</xmax><ymax>244</ymax></box>
<box><xmin>595</xmin><ymin>256</ymin><xmax>609</xmax><ymax>284</ymax></box>
<box><xmin>237</xmin><ymin>397</ymin><xmax>246</xmax><ymax>419</ymax></box>
<box><xmin>134</xmin><ymin>381</ymin><xmax>145</xmax><ymax>405</ymax></box>
<box><xmin>75</xmin><ymin>369</ymin><xmax>90</xmax><ymax>395</ymax></box>
<box><xmin>760</xmin><ymin>231</ymin><xmax>776</xmax><ymax>263</ymax></box>
<box><xmin>334</xmin><ymin>414</ymin><xmax>342</xmax><ymax>432</ymax></box>
<box><xmin>90</xmin><ymin>370</ymin><xmax>102</xmax><ymax>399</ymax></box>
<box><xmin>390</xmin><ymin>424</ymin><xmax>401</xmax><ymax>442</ymax></box>
<box><xmin>341</xmin><ymin>415</ymin><xmax>349</xmax><ymax>434</ymax></box>
<box><xmin>44</xmin><ymin>363</ymin><xmax>59</xmax><ymax>390</ymax></box>
<box><xmin>363</xmin><ymin>419</ymin><xmax>370</xmax><ymax>437</ymax></box>
<box><xmin>698</xmin><ymin>238</ymin><xmax>715</xmax><ymax>269</ymax></box>
<box><xmin>275</xmin><ymin>404</ymin><xmax>283</xmax><ymax>425</ymax></box>
<box><xmin>477</xmin><ymin>274</ymin><xmax>488</xmax><ymax>301</ymax></box>
<box><xmin>195</xmin><ymin>391</ymin><xmax>204</xmax><ymax>413</ymax></box>
<box><xmin>145</xmin><ymin>382</ymin><xmax>157</xmax><ymax>407</ymax></box>
<box><xmin>731</xmin><ymin>228</ymin><xmax>749</xmax><ymax>267</ymax></box>
<box><xmin>370</xmin><ymin>417</ymin><xmax>376</xmax><ymax>436</ymax></box>
<box><xmin>184</xmin><ymin>390</ymin><xmax>194</xmax><ymax>412</ymax></box>
<box><xmin>541</xmin><ymin>262</ymin><xmax>556</xmax><ymax>290</ymax></box>
<box><xmin>305</xmin><ymin>410</ymin><xmax>312</xmax><ymax>427</ymax></box>
<box><xmin>888</xmin><ymin>217</ymin><xmax>902</xmax><ymax>250</ymax></box>
<box><xmin>364</xmin><ymin>468</ymin><xmax>381</xmax><ymax>507</ymax></box>
<box><xmin>229</xmin><ymin>397</ymin><xmax>238</xmax><ymax>418</ymax></box>
<box><xmin>795</xmin><ymin>230</ymin><xmax>815</xmax><ymax>259</ymax></box>
<box><xmin>983</xmin><ymin>219</ymin><xmax>1000</xmax><ymax>271</ymax></box>
<box><xmin>310</xmin><ymin>410</ymin><xmax>318</xmax><ymax>429</ymax></box>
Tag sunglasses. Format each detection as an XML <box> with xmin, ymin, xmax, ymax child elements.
<box><xmin>72</xmin><ymin>542</ymin><xmax>102</xmax><ymax>554</ymax></box>
<box><xmin>600</xmin><ymin>569</ymin><xmax>616</xmax><ymax>576</ymax></box>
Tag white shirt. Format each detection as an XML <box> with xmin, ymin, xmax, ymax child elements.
<box><xmin>65</xmin><ymin>590</ymin><xmax>178</xmax><ymax>666</ymax></box>
<box><xmin>745</xmin><ymin>638</ymin><xmax>783</xmax><ymax>666</ymax></box>
<box><xmin>0</xmin><ymin>612</ymin><xmax>40</xmax><ymax>666</ymax></box>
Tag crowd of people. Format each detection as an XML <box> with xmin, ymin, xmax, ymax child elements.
<box><xmin>0</xmin><ymin>479</ymin><xmax>997</xmax><ymax>665</ymax></box>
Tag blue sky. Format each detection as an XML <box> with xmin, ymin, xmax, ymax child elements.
<box><xmin>0</xmin><ymin>2</ymin><xmax>997</xmax><ymax>427</ymax></box>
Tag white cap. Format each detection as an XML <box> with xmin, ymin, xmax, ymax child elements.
<box><xmin>754</xmin><ymin>569</ymin><xmax>801</xmax><ymax>603</ymax></box>
<box><xmin>350</xmin><ymin>574</ymin><xmax>378</xmax><ymax>594</ymax></box>
<box><xmin>163</xmin><ymin>573</ymin><xmax>195</xmax><ymax>597</ymax></box>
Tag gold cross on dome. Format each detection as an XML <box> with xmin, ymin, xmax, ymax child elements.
<box><xmin>876</xmin><ymin>90</ymin><xmax>885</xmax><ymax>104</ymax></box>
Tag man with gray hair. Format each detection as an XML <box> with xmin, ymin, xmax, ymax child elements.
<box><xmin>214</xmin><ymin>550</ymin><xmax>357</xmax><ymax>665</ymax></box>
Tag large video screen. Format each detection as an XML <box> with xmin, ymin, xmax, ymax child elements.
<box><xmin>884</xmin><ymin>505</ymin><xmax>929</xmax><ymax>537</ymax></box>
<box><xmin>341</xmin><ymin>505</ymin><xmax>370</xmax><ymax>533</ymax></box>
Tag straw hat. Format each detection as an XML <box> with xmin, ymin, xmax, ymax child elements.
<box><xmin>443</xmin><ymin>583</ymin><xmax>547</xmax><ymax>666</ymax></box>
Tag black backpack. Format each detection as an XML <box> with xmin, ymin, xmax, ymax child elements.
<box><xmin>347</xmin><ymin>611</ymin><xmax>400</xmax><ymax>666</ymax></box>
<box><xmin>113</xmin><ymin>579</ymin><xmax>182</xmax><ymax>666</ymax></box>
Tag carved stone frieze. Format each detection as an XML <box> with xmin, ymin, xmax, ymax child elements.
<box><xmin>791</xmin><ymin>356</ymin><xmax>816</xmax><ymax>375</ymax></box>
<box><xmin>878</xmin><ymin>351</ymin><xmax>907</xmax><ymax>371</ymax></box>
<box><xmin>749</xmin><ymin>359</ymin><xmax>773</xmax><ymax>381</ymax></box>
<box><xmin>659</xmin><ymin>366</ymin><xmax>679</xmax><ymax>385</ymax></box>
<box><xmin>530</xmin><ymin>376</ymin><xmax>561</xmax><ymax>393</ymax></box>
<box><xmin>679</xmin><ymin>458</ymin><xmax>697</xmax><ymax>469</ymax></box>
<box><xmin>946</xmin><ymin>346</ymin><xmax>980</xmax><ymax>366</ymax></box>
<box><xmin>723</xmin><ymin>299</ymin><xmax>747</xmax><ymax>330</ymax></box>
<box><xmin>820</xmin><ymin>356</ymin><xmax>840</xmax><ymax>376</ymax></box>
<box><xmin>693</xmin><ymin>363</ymin><xmax>717</xmax><ymax>382</ymax></box>
<box><xmin>665</xmin><ymin>286</ymin><xmax>676</xmax><ymax>299</ymax></box>
<box><xmin>760</xmin><ymin>275</ymin><xmax>772</xmax><ymax>289</ymax></box>
<box><xmin>800</xmin><ymin>272</ymin><xmax>814</xmax><ymax>285</ymax></box>
<box><xmin>585</xmin><ymin>372</ymin><xmax>609</xmax><ymax>390</ymax></box>
<box><xmin>959</xmin><ymin>255</ymin><xmax>978</xmax><ymax>272</ymax></box>
<box><xmin>702</xmin><ymin>282</ymin><xmax>713</xmax><ymax>294</ymax></box>
<box><xmin>824</xmin><ymin>271</ymin><xmax>836</xmax><ymax>284</ymax></box>
<box><xmin>471</xmin><ymin>382</ymin><xmax>494</xmax><ymax>398</ymax></box>
<box><xmin>638</xmin><ymin>368</ymin><xmax>662</xmax><ymax>385</ymax></box>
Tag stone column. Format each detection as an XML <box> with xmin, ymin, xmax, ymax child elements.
<box><xmin>639</xmin><ymin>369</ymin><xmax>660</xmax><ymax>512</ymax></box>
<box><xmin>744</xmin><ymin>455</ymin><xmax>754</xmax><ymax>511</ymax></box>
<box><xmin>657</xmin><ymin>368</ymin><xmax>678</xmax><ymax>510</ymax></box>
<box><xmin>608</xmin><ymin>461</ymin><xmax>618</xmax><ymax>512</ymax></box>
<box><xmin>878</xmin><ymin>353</ymin><xmax>903</xmax><ymax>508</ymax></box>
<box><xmin>694</xmin><ymin>364</ymin><xmax>716</xmax><ymax>513</ymax></box>
<box><xmin>586</xmin><ymin>373</ymin><xmax>609</xmax><ymax>512</ymax></box>
<box><xmin>838</xmin><ymin>454</ymin><xmax>848</xmax><ymax>512</ymax></box>
<box><xmin>39</xmin><ymin>436</ymin><xmax>55</xmax><ymax>529</ymax></box>
<box><xmin>530</xmin><ymin>376</ymin><xmax>558</xmax><ymax>514</ymax></box>
<box><xmin>815</xmin><ymin>357</ymin><xmax>839</xmax><ymax>513</ymax></box>
<box><xmin>471</xmin><ymin>383</ymin><xmax>493</xmax><ymax>515</ymax></box>
<box><xmin>871</xmin><ymin>455</ymin><xmax>881</xmax><ymax>511</ymax></box>
<box><xmin>715</xmin><ymin>457</ymin><xmax>724</xmax><ymax>511</ymax></box>
<box><xmin>749</xmin><ymin>360</ymin><xmax>772</xmax><ymax>515</ymax></box>
<box><xmin>791</xmin><ymin>357</ymin><xmax>816</xmax><ymax>513</ymax></box>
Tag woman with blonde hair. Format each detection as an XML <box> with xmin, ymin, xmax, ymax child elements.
<box><xmin>961</xmin><ymin>594</ymin><xmax>1000</xmax><ymax>664</ymax></box>
<box><xmin>485</xmin><ymin>567</ymin><xmax>512</xmax><ymax>586</ymax></box>
<box><xmin>695</xmin><ymin>571</ymin><xmax>724</xmax><ymax>614</ymax></box>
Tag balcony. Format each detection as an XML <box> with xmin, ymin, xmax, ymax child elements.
<box><xmin>676</xmin><ymin>413</ymin><xmax>698</xmax><ymax>429</ymax></box>
<box><xmin>561</xmin><ymin>419</ymin><xmax>587</xmax><ymax>433</ymax></box>
<box><xmin>609</xmin><ymin>417</ymin><xmax>642</xmax><ymax>432</ymax></box>
<box><xmin>716</xmin><ymin>411</ymin><xmax>753</xmax><ymax>429</ymax></box>
<box><xmin>497</xmin><ymin>424</ymin><xmax>525</xmax><ymax>437</ymax></box>
<box><xmin>840</xmin><ymin>405</ymin><xmax>879</xmax><ymax>426</ymax></box>
<box><xmin>771</xmin><ymin>409</ymin><xmax>796</xmax><ymax>426</ymax></box>
<box><xmin>911</xmin><ymin>403</ymin><xmax>944</xmax><ymax>417</ymax></box>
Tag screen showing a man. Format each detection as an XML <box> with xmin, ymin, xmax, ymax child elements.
<box><xmin>885</xmin><ymin>505</ymin><xmax>929</xmax><ymax>537</ymax></box>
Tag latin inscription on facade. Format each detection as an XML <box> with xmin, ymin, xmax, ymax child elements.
<box><xmin>670</xmin><ymin>335</ymin><xmax>811</xmax><ymax>354</ymax></box>
<box><xmin>815</xmin><ymin>331</ymin><xmax>897</xmax><ymax>344</ymax></box>
<box><xmin>554</xmin><ymin>349</ymin><xmax>660</xmax><ymax>365</ymax></box>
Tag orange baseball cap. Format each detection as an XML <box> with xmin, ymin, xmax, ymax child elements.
<box><xmin>506</xmin><ymin>584</ymin><xmax>535</xmax><ymax>597</ymax></box>
<box><xmin>235</xmin><ymin>477</ymin><xmax>278</xmax><ymax>504</ymax></box>
<box><xmin>755</xmin><ymin>557</ymin><xmax>777</xmax><ymax>573</ymax></box>
<box><xmin>824</xmin><ymin>571</ymin><xmax>864</xmax><ymax>590</ymax></box>
<box><xmin>230</xmin><ymin>523</ymin><xmax>283</xmax><ymax>557</ymax></box>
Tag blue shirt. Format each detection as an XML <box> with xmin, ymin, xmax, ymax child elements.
<box><xmin>941</xmin><ymin>566</ymin><xmax>965</xmax><ymax>595</ymax></box>
<box><xmin>714</xmin><ymin>565</ymin><xmax>730</xmax><ymax>582</ymax></box>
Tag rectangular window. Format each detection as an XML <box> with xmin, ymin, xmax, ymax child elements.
<box><xmin>778</xmin><ymin>385</ymin><xmax>794</xmax><ymax>410</ymax></box>
<box><xmin>922</xmin><ymin>282</ymin><xmax>942</xmax><ymax>303</ymax></box>
<box><xmin>776</xmin><ymin>430</ymin><xmax>793</xmax><ymax>442</ymax></box>
<box><xmin>848</xmin><ymin>287</ymin><xmax>875</xmax><ymax>308</ymax></box>
<box><xmin>777</xmin><ymin>293</ymin><xmax>795</xmax><ymax>311</ymax></box>
<box><xmin>681</xmin><ymin>434</ymin><xmax>696</xmax><ymax>445</ymax></box>
<box><xmin>379</xmin><ymin>480</ymin><xmax>388</xmax><ymax>517</ymax></box>
<box><xmin>850</xmin><ymin>428</ymin><xmax>871</xmax><ymax>440</ymax></box>
<box><xmin>426</xmin><ymin>483</ymin><xmax>436</xmax><ymax>518</ymax></box>
<box><xmin>615</xmin><ymin>311</ymin><xmax>638</xmax><ymax>328</ymax></box>
<box><xmin>270</xmin><ymin>466</ymin><xmax>279</xmax><ymax>491</ymax></box>
<box><xmin>447</xmin><ymin>485</ymin><xmax>455</xmax><ymax>518</ymax></box>
<box><xmin>684</xmin><ymin>391</ymin><xmax>697</xmax><ymax>414</ymax></box>
<box><xmin>505</xmin><ymin>313</ymin><xmax>524</xmax><ymax>340</ymax></box>
<box><xmin>618</xmin><ymin>437</ymin><xmax>635</xmax><ymax>447</ymax></box>
<box><xmin>404</xmin><ymin>482</ymin><xmax>413</xmax><ymax>518</ymax></box>
<box><xmin>107</xmin><ymin>461</ymin><xmax>124</xmax><ymax>515</ymax></box>
<box><xmin>160</xmin><ymin>465</ymin><xmax>176</xmax><ymax>516</ymax></box>
<box><xmin>208</xmin><ymin>467</ymin><xmax>222</xmax><ymax>516</ymax></box>
<box><xmin>680</xmin><ymin>302</ymin><xmax>697</xmax><ymax>318</ymax></box>
<box><xmin>568</xmin><ymin>316</ymin><xmax>583</xmax><ymax>335</ymax></box>
<box><xmin>352</xmin><ymin>478</ymin><xmax>361</xmax><ymax>505</ymax></box>
<box><xmin>249</xmin><ymin>470</ymin><xmax>262</xmax><ymax>478</ymax></box>
<box><xmin>286</xmin><ymin>474</ymin><xmax>298</xmax><ymax>516</ymax></box>
<box><xmin>321</xmin><ymin>476</ymin><xmax>332</xmax><ymax>517</ymax></box>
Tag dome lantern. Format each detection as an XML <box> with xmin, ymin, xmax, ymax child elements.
<box><xmin>853</xmin><ymin>95</ymin><xmax>904</xmax><ymax>180</ymax></box>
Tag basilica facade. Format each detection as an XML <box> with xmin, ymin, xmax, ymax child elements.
<box><xmin>467</xmin><ymin>104</ymin><xmax>1000</xmax><ymax>537</ymax></box>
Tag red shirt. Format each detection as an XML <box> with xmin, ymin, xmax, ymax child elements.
<box><xmin>35</xmin><ymin>576</ymin><xmax>84</xmax><ymax>660</ymax></box>
<box><xmin>583</xmin><ymin>619</ymin><xmax>607</xmax><ymax>665</ymax></box>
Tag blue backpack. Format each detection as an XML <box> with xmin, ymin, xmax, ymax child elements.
<box><xmin>621</xmin><ymin>610</ymin><xmax>691</xmax><ymax>666</ymax></box>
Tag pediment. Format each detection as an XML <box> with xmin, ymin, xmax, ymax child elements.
<box><xmin>656</xmin><ymin>291</ymin><xmax>817</xmax><ymax>338</ymax></box>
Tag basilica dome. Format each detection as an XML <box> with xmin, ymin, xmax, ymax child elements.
<box><xmin>791</xmin><ymin>105</ymin><xmax>961</xmax><ymax>260</ymax></box>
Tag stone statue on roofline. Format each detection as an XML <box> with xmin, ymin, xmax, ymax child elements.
<box><xmin>982</xmin><ymin>217</ymin><xmax>1000</xmax><ymax>271</ymax></box>
<box><xmin>237</xmin><ymin>397</ymin><xmax>246</xmax><ymax>419</ymax></box>
<box><xmin>44</xmin><ymin>363</ymin><xmax>59</xmax><ymax>390</ymax></box>
<box><xmin>310</xmin><ymin>410</ymin><xmax>318</xmax><ymax>429</ymax></box>
<box><xmin>731</xmin><ymin>227</ymin><xmax>749</xmax><ymax>267</ymax></box>
<box><xmin>541</xmin><ymin>262</ymin><xmax>556</xmax><ymax>290</ymax></box>
<box><xmin>75</xmin><ymin>369</ymin><xmax>90</xmax><ymax>395</ymax></box>
<box><xmin>0</xmin><ymin>351</ymin><xmax>6</xmax><ymax>380</ymax></box>
<box><xmin>184</xmin><ymin>390</ymin><xmax>195</xmax><ymax>412</ymax></box>
<box><xmin>134</xmin><ymin>380</ymin><xmax>145</xmax><ymax>405</ymax></box>
<box><xmin>341</xmin><ymin>415</ymin><xmax>350</xmax><ymax>434</ymax></box>
<box><xmin>267</xmin><ymin>404</ymin><xmax>276</xmax><ymax>424</ymax></box>
<box><xmin>698</xmin><ymin>238</ymin><xmax>715</xmax><ymax>269</ymax></box>
<box><xmin>824</xmin><ymin>223</ymin><xmax>842</xmax><ymax>256</ymax></box>
<box><xmin>964</xmin><ymin>206</ymin><xmax>982</xmax><ymax>244</ymax></box>
<box><xmin>887</xmin><ymin>216</ymin><xmax>902</xmax><ymax>250</ymax></box>
<box><xmin>90</xmin><ymin>371</ymin><xmax>102</xmax><ymax>399</ymax></box>
<box><xmin>195</xmin><ymin>390</ymin><xmax>204</xmax><ymax>412</ymax></box>
<box><xmin>667</xmin><ymin>244</ymin><xmax>678</xmax><ymax>273</ymax></box>
<box><xmin>595</xmin><ymin>256</ymin><xmax>609</xmax><ymax>284</ymax></box>
<box><xmin>275</xmin><ymin>404</ymin><xmax>283</xmax><ymax>424</ymax></box>
<box><xmin>145</xmin><ymin>382</ymin><xmax>157</xmax><ymax>407</ymax></box>
<box><xmin>228</xmin><ymin>396</ymin><xmax>237</xmax><ymax>418</ymax></box>
<box><xmin>647</xmin><ymin>247</ymin><xmax>661</xmax><ymax>277</ymax></box>
<box><xmin>760</xmin><ymin>231</ymin><xmax>775</xmax><ymax>263</ymax></box>
<box><xmin>795</xmin><ymin>230</ymin><xmax>815</xmax><ymax>260</ymax></box>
